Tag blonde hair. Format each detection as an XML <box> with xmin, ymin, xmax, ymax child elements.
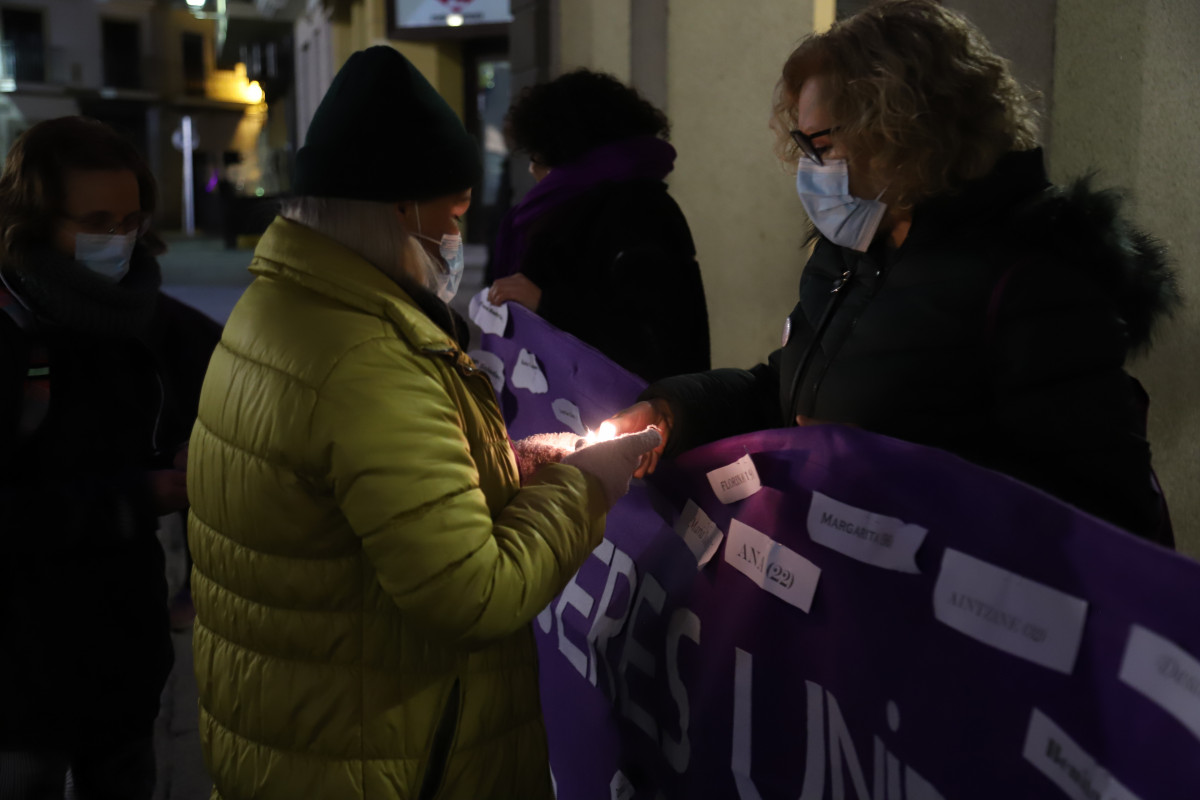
<box><xmin>280</xmin><ymin>196</ymin><xmax>440</xmax><ymax>289</ymax></box>
<box><xmin>771</xmin><ymin>0</ymin><xmax>1040</xmax><ymax>207</ymax></box>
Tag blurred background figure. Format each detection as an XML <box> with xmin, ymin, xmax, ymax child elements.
<box><xmin>487</xmin><ymin>69</ymin><xmax>710</xmax><ymax>383</ymax></box>
<box><xmin>0</xmin><ymin>116</ymin><xmax>217</xmax><ymax>800</ymax></box>
<box><xmin>609</xmin><ymin>0</ymin><xmax>1177</xmax><ymax>546</ymax></box>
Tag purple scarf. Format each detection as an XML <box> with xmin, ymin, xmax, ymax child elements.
<box><xmin>490</xmin><ymin>135</ymin><xmax>676</xmax><ymax>280</ymax></box>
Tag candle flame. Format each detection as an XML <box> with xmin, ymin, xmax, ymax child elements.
<box><xmin>583</xmin><ymin>421</ymin><xmax>618</xmax><ymax>446</ymax></box>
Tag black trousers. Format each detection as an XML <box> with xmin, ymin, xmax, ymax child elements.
<box><xmin>0</xmin><ymin>737</ymin><xmax>154</xmax><ymax>800</ymax></box>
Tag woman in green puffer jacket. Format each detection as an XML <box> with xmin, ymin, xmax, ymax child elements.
<box><xmin>187</xmin><ymin>47</ymin><xmax>659</xmax><ymax>800</ymax></box>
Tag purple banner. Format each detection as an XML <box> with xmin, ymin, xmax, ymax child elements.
<box><xmin>472</xmin><ymin>292</ymin><xmax>1200</xmax><ymax>800</ymax></box>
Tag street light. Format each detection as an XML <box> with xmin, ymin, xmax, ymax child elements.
<box><xmin>243</xmin><ymin>80</ymin><xmax>264</xmax><ymax>104</ymax></box>
<box><xmin>446</xmin><ymin>13</ymin><xmax>464</xmax><ymax>27</ymax></box>
<box><xmin>186</xmin><ymin>0</ymin><xmax>206</xmax><ymax>8</ymax></box>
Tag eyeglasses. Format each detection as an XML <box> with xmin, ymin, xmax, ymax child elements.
<box><xmin>59</xmin><ymin>209</ymin><xmax>152</xmax><ymax>237</ymax></box>
<box><xmin>789</xmin><ymin>127</ymin><xmax>836</xmax><ymax>166</ymax></box>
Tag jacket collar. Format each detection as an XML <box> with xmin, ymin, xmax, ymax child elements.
<box><xmin>250</xmin><ymin>216</ymin><xmax>462</xmax><ymax>354</ymax></box>
<box><xmin>903</xmin><ymin>148</ymin><xmax>1051</xmax><ymax>252</ymax></box>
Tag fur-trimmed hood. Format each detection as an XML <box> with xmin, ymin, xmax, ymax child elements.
<box><xmin>1013</xmin><ymin>174</ymin><xmax>1180</xmax><ymax>353</ymax></box>
<box><xmin>909</xmin><ymin>148</ymin><xmax>1180</xmax><ymax>354</ymax></box>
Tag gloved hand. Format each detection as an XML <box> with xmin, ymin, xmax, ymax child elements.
<box><xmin>561</xmin><ymin>427</ymin><xmax>662</xmax><ymax>509</ymax></box>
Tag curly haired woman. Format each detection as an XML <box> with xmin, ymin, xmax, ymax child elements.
<box><xmin>487</xmin><ymin>69</ymin><xmax>710</xmax><ymax>383</ymax></box>
<box><xmin>609</xmin><ymin>0</ymin><xmax>1178</xmax><ymax>545</ymax></box>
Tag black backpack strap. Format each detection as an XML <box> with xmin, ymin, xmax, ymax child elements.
<box><xmin>0</xmin><ymin>287</ymin><xmax>50</xmax><ymax>441</ymax></box>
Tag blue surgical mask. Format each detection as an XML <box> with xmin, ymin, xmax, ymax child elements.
<box><xmin>75</xmin><ymin>231</ymin><xmax>136</xmax><ymax>281</ymax></box>
<box><xmin>795</xmin><ymin>158</ymin><xmax>887</xmax><ymax>252</ymax></box>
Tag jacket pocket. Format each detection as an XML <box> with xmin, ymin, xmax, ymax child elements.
<box><xmin>418</xmin><ymin>677</ymin><xmax>461</xmax><ymax>800</ymax></box>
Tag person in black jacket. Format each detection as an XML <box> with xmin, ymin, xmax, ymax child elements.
<box><xmin>607</xmin><ymin>0</ymin><xmax>1177</xmax><ymax>545</ymax></box>
<box><xmin>0</xmin><ymin>117</ymin><xmax>209</xmax><ymax>798</ymax></box>
<box><xmin>487</xmin><ymin>69</ymin><xmax>710</xmax><ymax>382</ymax></box>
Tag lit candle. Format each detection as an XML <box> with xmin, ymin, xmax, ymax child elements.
<box><xmin>582</xmin><ymin>421</ymin><xmax>618</xmax><ymax>447</ymax></box>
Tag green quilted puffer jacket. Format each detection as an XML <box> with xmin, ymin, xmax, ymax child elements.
<box><xmin>188</xmin><ymin>217</ymin><xmax>606</xmax><ymax>799</ymax></box>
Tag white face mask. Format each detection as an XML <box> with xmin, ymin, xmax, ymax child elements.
<box><xmin>795</xmin><ymin>158</ymin><xmax>888</xmax><ymax>252</ymax></box>
<box><xmin>414</xmin><ymin>204</ymin><xmax>465</xmax><ymax>302</ymax></box>
<box><xmin>75</xmin><ymin>231</ymin><xmax>136</xmax><ymax>281</ymax></box>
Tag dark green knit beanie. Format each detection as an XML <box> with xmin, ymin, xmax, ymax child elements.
<box><xmin>293</xmin><ymin>46</ymin><xmax>481</xmax><ymax>201</ymax></box>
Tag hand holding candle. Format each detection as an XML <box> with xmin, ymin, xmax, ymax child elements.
<box><xmin>561</xmin><ymin>426</ymin><xmax>662</xmax><ymax>508</ymax></box>
<box><xmin>602</xmin><ymin>399</ymin><xmax>672</xmax><ymax>478</ymax></box>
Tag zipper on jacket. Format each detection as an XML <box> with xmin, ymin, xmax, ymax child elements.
<box><xmin>802</xmin><ymin>258</ymin><xmax>895</xmax><ymax>418</ymax></box>
<box><xmin>785</xmin><ymin>266</ymin><xmax>855</xmax><ymax>422</ymax></box>
<box><xmin>418</xmin><ymin>678</ymin><xmax>461</xmax><ymax>800</ymax></box>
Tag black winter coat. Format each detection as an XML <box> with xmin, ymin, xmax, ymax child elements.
<box><xmin>644</xmin><ymin>149</ymin><xmax>1177</xmax><ymax>545</ymax></box>
<box><xmin>520</xmin><ymin>178</ymin><xmax>711</xmax><ymax>382</ymax></box>
<box><xmin>0</xmin><ymin>253</ymin><xmax>219</xmax><ymax>748</ymax></box>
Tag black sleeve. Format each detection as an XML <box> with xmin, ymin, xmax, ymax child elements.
<box><xmin>142</xmin><ymin>293</ymin><xmax>223</xmax><ymax>451</ymax></box>
<box><xmin>980</xmin><ymin>264</ymin><xmax>1167</xmax><ymax>543</ymax></box>
<box><xmin>639</xmin><ymin>349</ymin><xmax>785</xmax><ymax>458</ymax></box>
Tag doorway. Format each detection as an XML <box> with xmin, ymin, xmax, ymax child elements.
<box><xmin>462</xmin><ymin>36</ymin><xmax>511</xmax><ymax>253</ymax></box>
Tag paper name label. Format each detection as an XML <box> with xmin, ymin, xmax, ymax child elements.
<box><xmin>933</xmin><ymin>549</ymin><xmax>1087</xmax><ymax>674</ymax></box>
<box><xmin>674</xmin><ymin>500</ymin><xmax>724</xmax><ymax>568</ymax></box>
<box><xmin>468</xmin><ymin>289</ymin><xmax>509</xmax><ymax>336</ymax></box>
<box><xmin>609</xmin><ymin>770</ymin><xmax>634</xmax><ymax>800</ymax></box>
<box><xmin>1119</xmin><ymin>624</ymin><xmax>1200</xmax><ymax>744</ymax></box>
<box><xmin>706</xmin><ymin>454</ymin><xmax>762</xmax><ymax>504</ymax></box>
<box><xmin>467</xmin><ymin>350</ymin><xmax>505</xmax><ymax>395</ymax></box>
<box><xmin>552</xmin><ymin>398</ymin><xmax>587</xmax><ymax>436</ymax></box>
<box><xmin>806</xmin><ymin>491</ymin><xmax>926</xmax><ymax>573</ymax></box>
<box><xmin>510</xmin><ymin>348</ymin><xmax>548</xmax><ymax>394</ymax></box>
<box><xmin>1023</xmin><ymin>708</ymin><xmax>1141</xmax><ymax>800</ymax></box>
<box><xmin>724</xmin><ymin>519</ymin><xmax>820</xmax><ymax>612</ymax></box>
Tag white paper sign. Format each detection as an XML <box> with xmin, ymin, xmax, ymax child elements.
<box><xmin>933</xmin><ymin>549</ymin><xmax>1088</xmax><ymax>674</ymax></box>
<box><xmin>552</xmin><ymin>398</ymin><xmax>587</xmax><ymax>436</ymax></box>
<box><xmin>674</xmin><ymin>500</ymin><xmax>724</xmax><ymax>568</ymax></box>
<box><xmin>468</xmin><ymin>289</ymin><xmax>509</xmax><ymax>336</ymax></box>
<box><xmin>706</xmin><ymin>454</ymin><xmax>761</xmax><ymax>504</ymax></box>
<box><xmin>1119</xmin><ymin>624</ymin><xmax>1200</xmax><ymax>743</ymax></box>
<box><xmin>724</xmin><ymin>519</ymin><xmax>820</xmax><ymax>613</ymax></box>
<box><xmin>510</xmin><ymin>348</ymin><xmax>548</xmax><ymax>394</ymax></box>
<box><xmin>609</xmin><ymin>770</ymin><xmax>634</xmax><ymax>800</ymax></box>
<box><xmin>806</xmin><ymin>491</ymin><xmax>926</xmax><ymax>573</ymax></box>
<box><xmin>466</xmin><ymin>350</ymin><xmax>505</xmax><ymax>395</ymax></box>
<box><xmin>1023</xmin><ymin>708</ymin><xmax>1141</xmax><ymax>800</ymax></box>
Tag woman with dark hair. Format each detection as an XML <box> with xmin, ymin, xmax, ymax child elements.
<box><xmin>608</xmin><ymin>0</ymin><xmax>1177</xmax><ymax>545</ymax></box>
<box><xmin>0</xmin><ymin>116</ymin><xmax>203</xmax><ymax>798</ymax></box>
<box><xmin>487</xmin><ymin>68</ymin><xmax>710</xmax><ymax>383</ymax></box>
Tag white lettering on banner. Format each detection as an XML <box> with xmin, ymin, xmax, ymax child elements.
<box><xmin>510</xmin><ymin>348</ymin><xmax>548</xmax><ymax>394</ymax></box>
<box><xmin>933</xmin><ymin>549</ymin><xmax>1088</xmax><ymax>674</ymax></box>
<box><xmin>807</xmin><ymin>491</ymin><xmax>927</xmax><ymax>573</ymax></box>
<box><xmin>725</xmin><ymin>520</ymin><xmax>821</xmax><ymax>613</ymax></box>
<box><xmin>618</xmin><ymin>574</ymin><xmax>666</xmax><ymax>742</ymax></box>
<box><xmin>539</xmin><ymin>537</ymin><xmax>701</xmax><ymax>775</ymax></box>
<box><xmin>587</xmin><ymin>541</ymin><xmax>636</xmax><ymax>694</ymax></box>
<box><xmin>555</xmin><ymin>562</ymin><xmax>597</xmax><ymax>678</ymax></box>
<box><xmin>468</xmin><ymin>289</ymin><xmax>509</xmax><ymax>336</ymax></box>
<box><xmin>551</xmin><ymin>397</ymin><xmax>587</xmax><ymax>436</ymax></box>
<box><xmin>1119</xmin><ymin>624</ymin><xmax>1200</xmax><ymax>744</ymax></box>
<box><xmin>706</xmin><ymin>454</ymin><xmax>762</xmax><ymax>504</ymax></box>
<box><xmin>1023</xmin><ymin>708</ymin><xmax>1142</xmax><ymax>800</ymax></box>
<box><xmin>466</xmin><ymin>349</ymin><xmax>505</xmax><ymax>395</ymax></box>
<box><xmin>663</xmin><ymin>607</ymin><xmax>701</xmax><ymax>773</ymax></box>
<box><xmin>674</xmin><ymin>500</ymin><xmax>725</xmax><ymax>568</ymax></box>
<box><xmin>732</xmin><ymin>647</ymin><xmax>945</xmax><ymax>800</ymax></box>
